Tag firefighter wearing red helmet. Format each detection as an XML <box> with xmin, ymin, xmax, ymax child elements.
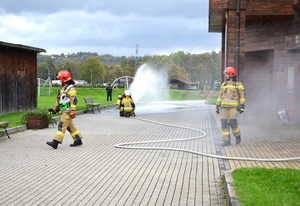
<box><xmin>46</xmin><ymin>70</ymin><xmax>83</xmax><ymax>149</ymax></box>
<box><xmin>216</xmin><ymin>66</ymin><xmax>245</xmax><ymax>146</ymax></box>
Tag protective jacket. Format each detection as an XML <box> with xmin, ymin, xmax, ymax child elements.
<box><xmin>54</xmin><ymin>85</ymin><xmax>77</xmax><ymax>112</ymax></box>
<box><xmin>216</xmin><ymin>80</ymin><xmax>245</xmax><ymax>108</ymax></box>
<box><xmin>122</xmin><ymin>96</ymin><xmax>135</xmax><ymax>112</ymax></box>
<box><xmin>116</xmin><ymin>98</ymin><xmax>122</xmax><ymax>109</ymax></box>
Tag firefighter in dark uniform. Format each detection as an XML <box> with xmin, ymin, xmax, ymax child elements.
<box><xmin>46</xmin><ymin>70</ymin><xmax>83</xmax><ymax>149</ymax></box>
<box><xmin>216</xmin><ymin>66</ymin><xmax>245</xmax><ymax>146</ymax></box>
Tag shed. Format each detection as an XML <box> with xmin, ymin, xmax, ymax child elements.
<box><xmin>209</xmin><ymin>0</ymin><xmax>300</xmax><ymax>123</ymax></box>
<box><xmin>0</xmin><ymin>41</ymin><xmax>46</xmax><ymax>115</ymax></box>
<box><xmin>169</xmin><ymin>79</ymin><xmax>198</xmax><ymax>90</ymax></box>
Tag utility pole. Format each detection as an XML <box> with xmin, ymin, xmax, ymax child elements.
<box><xmin>46</xmin><ymin>68</ymin><xmax>52</xmax><ymax>96</ymax></box>
<box><xmin>90</xmin><ymin>69</ymin><xmax>93</xmax><ymax>86</ymax></box>
<box><xmin>135</xmin><ymin>44</ymin><xmax>138</xmax><ymax>70</ymax></box>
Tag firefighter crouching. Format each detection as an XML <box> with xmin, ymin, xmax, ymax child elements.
<box><xmin>121</xmin><ymin>90</ymin><xmax>136</xmax><ymax>117</ymax></box>
<box><xmin>46</xmin><ymin>70</ymin><xmax>83</xmax><ymax>149</ymax></box>
<box><xmin>216</xmin><ymin>66</ymin><xmax>245</xmax><ymax>146</ymax></box>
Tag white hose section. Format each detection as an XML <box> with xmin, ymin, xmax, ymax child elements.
<box><xmin>114</xmin><ymin>117</ymin><xmax>300</xmax><ymax>162</ymax></box>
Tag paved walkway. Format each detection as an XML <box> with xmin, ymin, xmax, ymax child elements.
<box><xmin>0</xmin><ymin>101</ymin><xmax>299</xmax><ymax>206</ymax></box>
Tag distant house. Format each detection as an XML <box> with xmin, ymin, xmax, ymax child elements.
<box><xmin>169</xmin><ymin>79</ymin><xmax>198</xmax><ymax>90</ymax></box>
<box><xmin>0</xmin><ymin>41</ymin><xmax>45</xmax><ymax>115</ymax></box>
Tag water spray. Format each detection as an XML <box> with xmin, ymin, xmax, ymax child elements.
<box><xmin>129</xmin><ymin>63</ymin><xmax>169</xmax><ymax>103</ymax></box>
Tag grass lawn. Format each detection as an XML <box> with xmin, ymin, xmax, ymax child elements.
<box><xmin>232</xmin><ymin>168</ymin><xmax>300</xmax><ymax>206</ymax></box>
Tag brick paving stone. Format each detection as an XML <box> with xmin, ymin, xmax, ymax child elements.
<box><xmin>1</xmin><ymin>100</ymin><xmax>299</xmax><ymax>206</ymax></box>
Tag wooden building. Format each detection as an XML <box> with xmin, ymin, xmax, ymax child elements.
<box><xmin>0</xmin><ymin>41</ymin><xmax>45</xmax><ymax>115</ymax></box>
<box><xmin>169</xmin><ymin>79</ymin><xmax>198</xmax><ymax>90</ymax></box>
<box><xmin>209</xmin><ymin>0</ymin><xmax>300</xmax><ymax>123</ymax></box>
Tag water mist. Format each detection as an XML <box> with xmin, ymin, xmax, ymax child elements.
<box><xmin>129</xmin><ymin>64</ymin><xmax>169</xmax><ymax>104</ymax></box>
<box><xmin>128</xmin><ymin>64</ymin><xmax>176</xmax><ymax>114</ymax></box>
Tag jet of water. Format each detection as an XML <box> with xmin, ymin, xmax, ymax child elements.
<box><xmin>129</xmin><ymin>64</ymin><xmax>169</xmax><ymax>103</ymax></box>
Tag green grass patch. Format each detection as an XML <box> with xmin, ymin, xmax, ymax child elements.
<box><xmin>0</xmin><ymin>112</ymin><xmax>27</xmax><ymax>128</ymax></box>
<box><xmin>206</xmin><ymin>97</ymin><xmax>217</xmax><ymax>104</ymax></box>
<box><xmin>232</xmin><ymin>168</ymin><xmax>300</xmax><ymax>206</ymax></box>
<box><xmin>170</xmin><ymin>89</ymin><xmax>201</xmax><ymax>100</ymax></box>
<box><xmin>38</xmin><ymin>87</ymin><xmax>126</xmax><ymax>111</ymax></box>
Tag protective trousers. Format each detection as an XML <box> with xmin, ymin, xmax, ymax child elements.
<box><xmin>220</xmin><ymin>107</ymin><xmax>240</xmax><ymax>142</ymax></box>
<box><xmin>54</xmin><ymin>112</ymin><xmax>82</xmax><ymax>143</ymax></box>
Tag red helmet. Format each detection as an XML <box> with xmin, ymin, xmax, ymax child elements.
<box><xmin>57</xmin><ymin>70</ymin><xmax>72</xmax><ymax>83</ymax></box>
<box><xmin>224</xmin><ymin>66</ymin><xmax>237</xmax><ymax>78</ymax></box>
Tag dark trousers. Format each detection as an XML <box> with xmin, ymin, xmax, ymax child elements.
<box><xmin>107</xmin><ymin>93</ymin><xmax>112</xmax><ymax>101</ymax></box>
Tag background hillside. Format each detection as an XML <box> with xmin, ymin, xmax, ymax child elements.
<box><xmin>38</xmin><ymin>50</ymin><xmax>221</xmax><ymax>89</ymax></box>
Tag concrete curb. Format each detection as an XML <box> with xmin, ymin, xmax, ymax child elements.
<box><xmin>224</xmin><ymin>170</ymin><xmax>240</xmax><ymax>206</ymax></box>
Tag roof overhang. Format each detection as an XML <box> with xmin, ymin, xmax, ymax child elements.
<box><xmin>0</xmin><ymin>41</ymin><xmax>46</xmax><ymax>53</ymax></box>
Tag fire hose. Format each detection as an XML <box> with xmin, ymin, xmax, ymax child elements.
<box><xmin>115</xmin><ymin>117</ymin><xmax>300</xmax><ymax>162</ymax></box>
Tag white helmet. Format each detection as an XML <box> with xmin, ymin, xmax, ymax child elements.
<box><xmin>124</xmin><ymin>90</ymin><xmax>131</xmax><ymax>96</ymax></box>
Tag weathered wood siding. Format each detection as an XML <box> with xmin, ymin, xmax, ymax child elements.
<box><xmin>241</xmin><ymin>3</ymin><xmax>300</xmax><ymax>122</ymax></box>
<box><xmin>245</xmin><ymin>0</ymin><xmax>294</xmax><ymax>15</ymax></box>
<box><xmin>0</xmin><ymin>46</ymin><xmax>38</xmax><ymax>115</ymax></box>
<box><xmin>226</xmin><ymin>9</ymin><xmax>246</xmax><ymax>71</ymax></box>
<box><xmin>245</xmin><ymin>17</ymin><xmax>294</xmax><ymax>52</ymax></box>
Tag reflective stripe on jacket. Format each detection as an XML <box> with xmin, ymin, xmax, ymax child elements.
<box><xmin>122</xmin><ymin>97</ymin><xmax>135</xmax><ymax>112</ymax></box>
<box><xmin>55</xmin><ymin>84</ymin><xmax>77</xmax><ymax>111</ymax></box>
<box><xmin>216</xmin><ymin>80</ymin><xmax>245</xmax><ymax>108</ymax></box>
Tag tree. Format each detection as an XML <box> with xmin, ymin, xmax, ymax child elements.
<box><xmin>80</xmin><ymin>56</ymin><xmax>105</xmax><ymax>85</ymax></box>
<box><xmin>62</xmin><ymin>60</ymin><xmax>81</xmax><ymax>80</ymax></box>
<box><xmin>37</xmin><ymin>50</ymin><xmax>221</xmax><ymax>89</ymax></box>
<box><xmin>168</xmin><ymin>64</ymin><xmax>188</xmax><ymax>80</ymax></box>
<box><xmin>37</xmin><ymin>61</ymin><xmax>57</xmax><ymax>80</ymax></box>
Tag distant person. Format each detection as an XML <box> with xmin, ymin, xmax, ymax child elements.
<box><xmin>216</xmin><ymin>66</ymin><xmax>245</xmax><ymax>146</ymax></box>
<box><xmin>106</xmin><ymin>84</ymin><xmax>113</xmax><ymax>101</ymax></box>
<box><xmin>46</xmin><ymin>70</ymin><xmax>83</xmax><ymax>149</ymax></box>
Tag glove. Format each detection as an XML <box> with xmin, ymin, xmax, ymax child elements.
<box><xmin>239</xmin><ymin>106</ymin><xmax>245</xmax><ymax>114</ymax></box>
<box><xmin>70</xmin><ymin>111</ymin><xmax>76</xmax><ymax>119</ymax></box>
<box><xmin>48</xmin><ymin>108</ymin><xmax>57</xmax><ymax>114</ymax></box>
<box><xmin>216</xmin><ymin>106</ymin><xmax>220</xmax><ymax>114</ymax></box>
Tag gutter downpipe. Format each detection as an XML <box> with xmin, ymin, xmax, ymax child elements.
<box><xmin>236</xmin><ymin>0</ymin><xmax>241</xmax><ymax>80</ymax></box>
<box><xmin>224</xmin><ymin>12</ymin><xmax>228</xmax><ymax>70</ymax></box>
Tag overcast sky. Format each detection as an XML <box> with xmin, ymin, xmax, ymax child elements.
<box><xmin>0</xmin><ymin>0</ymin><xmax>221</xmax><ymax>57</ymax></box>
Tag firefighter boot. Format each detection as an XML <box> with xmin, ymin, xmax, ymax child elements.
<box><xmin>236</xmin><ymin>136</ymin><xmax>241</xmax><ymax>144</ymax></box>
<box><xmin>221</xmin><ymin>137</ymin><xmax>231</xmax><ymax>146</ymax></box>
<box><xmin>70</xmin><ymin>135</ymin><xmax>82</xmax><ymax>147</ymax></box>
<box><xmin>46</xmin><ymin>140</ymin><xmax>60</xmax><ymax>149</ymax></box>
<box><xmin>221</xmin><ymin>140</ymin><xmax>231</xmax><ymax>146</ymax></box>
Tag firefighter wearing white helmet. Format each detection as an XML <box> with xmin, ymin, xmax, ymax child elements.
<box><xmin>124</xmin><ymin>90</ymin><xmax>131</xmax><ymax>96</ymax></box>
<box><xmin>121</xmin><ymin>90</ymin><xmax>136</xmax><ymax>117</ymax></box>
<box><xmin>216</xmin><ymin>66</ymin><xmax>245</xmax><ymax>146</ymax></box>
<box><xmin>46</xmin><ymin>70</ymin><xmax>83</xmax><ymax>149</ymax></box>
